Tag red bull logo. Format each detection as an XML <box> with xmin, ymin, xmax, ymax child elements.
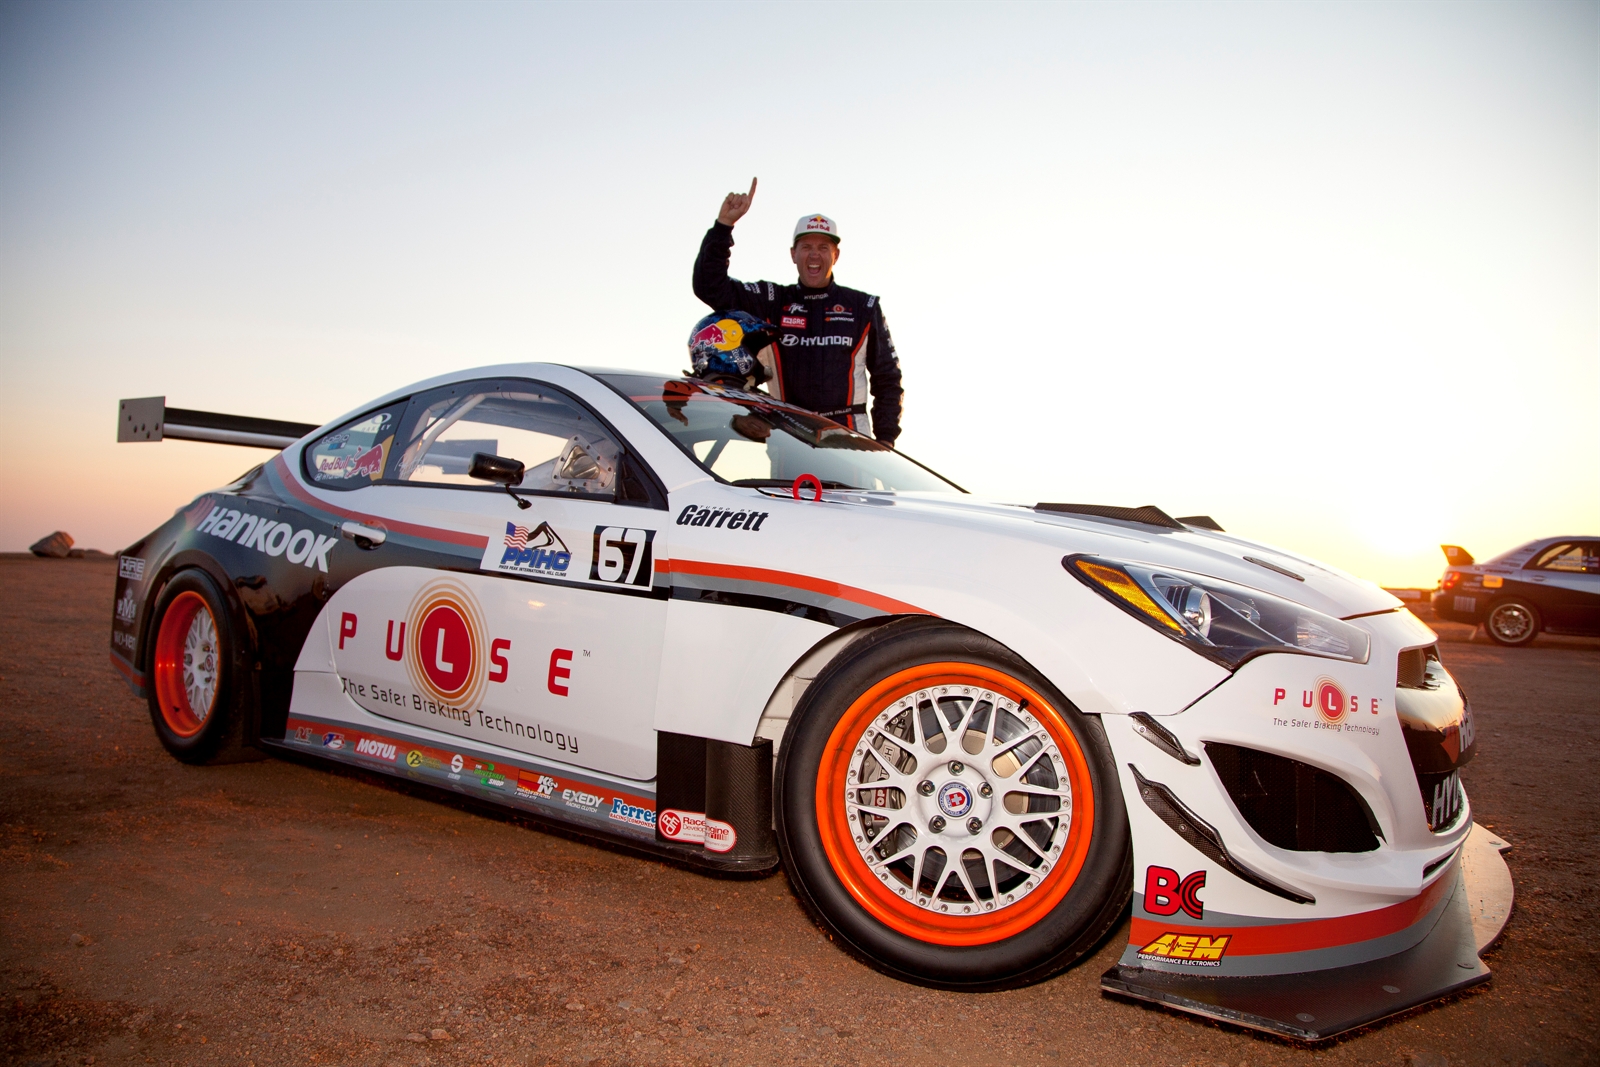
<box><xmin>692</xmin><ymin>318</ymin><xmax>744</xmax><ymax>352</ymax></box>
<box><xmin>351</xmin><ymin>443</ymin><xmax>384</xmax><ymax>478</ymax></box>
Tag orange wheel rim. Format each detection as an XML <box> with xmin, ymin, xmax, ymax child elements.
<box><xmin>152</xmin><ymin>591</ymin><xmax>219</xmax><ymax>738</ymax></box>
<box><xmin>816</xmin><ymin>662</ymin><xmax>1096</xmax><ymax>946</ymax></box>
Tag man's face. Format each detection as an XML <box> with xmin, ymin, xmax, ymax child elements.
<box><xmin>791</xmin><ymin>235</ymin><xmax>839</xmax><ymax>288</ymax></box>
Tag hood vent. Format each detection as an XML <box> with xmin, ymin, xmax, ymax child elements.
<box><xmin>1033</xmin><ymin>503</ymin><xmax>1184</xmax><ymax>529</ymax></box>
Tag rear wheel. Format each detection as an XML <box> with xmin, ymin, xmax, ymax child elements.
<box><xmin>776</xmin><ymin>618</ymin><xmax>1131</xmax><ymax>990</ymax></box>
<box><xmin>147</xmin><ymin>569</ymin><xmax>254</xmax><ymax>764</ymax></box>
<box><xmin>1484</xmin><ymin>599</ymin><xmax>1540</xmax><ymax>647</ymax></box>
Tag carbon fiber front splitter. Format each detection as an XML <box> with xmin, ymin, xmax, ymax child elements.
<box><xmin>1101</xmin><ymin>824</ymin><xmax>1512</xmax><ymax>1041</ymax></box>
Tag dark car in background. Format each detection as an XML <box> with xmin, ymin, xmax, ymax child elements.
<box><xmin>1432</xmin><ymin>537</ymin><xmax>1600</xmax><ymax>646</ymax></box>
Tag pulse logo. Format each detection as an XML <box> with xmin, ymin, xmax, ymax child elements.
<box><xmin>402</xmin><ymin>580</ymin><xmax>491</xmax><ymax>720</ymax></box>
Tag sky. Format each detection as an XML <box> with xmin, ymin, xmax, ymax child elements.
<box><xmin>1</xmin><ymin>0</ymin><xmax>1595</xmax><ymax>588</ymax></box>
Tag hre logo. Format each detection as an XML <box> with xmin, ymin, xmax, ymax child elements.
<box><xmin>1144</xmin><ymin>866</ymin><xmax>1206</xmax><ymax>919</ymax></box>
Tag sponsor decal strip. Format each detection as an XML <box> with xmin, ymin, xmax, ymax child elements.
<box><xmin>282</xmin><ymin>715</ymin><xmax>657</xmax><ymax>836</ymax></box>
<box><xmin>109</xmin><ymin>651</ymin><xmax>147</xmax><ymax>688</ymax></box>
<box><xmin>656</xmin><ymin>558</ymin><xmax>931</xmax><ymax>619</ymax></box>
<box><xmin>267</xmin><ymin>455</ymin><xmax>489</xmax><ymax>551</ymax></box>
<box><xmin>1128</xmin><ymin>866</ymin><xmax>1455</xmax><ymax>958</ymax></box>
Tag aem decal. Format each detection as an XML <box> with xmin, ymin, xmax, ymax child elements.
<box><xmin>1136</xmin><ymin>932</ymin><xmax>1230</xmax><ymax>966</ymax></box>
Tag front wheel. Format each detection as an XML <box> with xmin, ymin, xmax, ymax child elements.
<box><xmin>1485</xmin><ymin>598</ymin><xmax>1540</xmax><ymax>647</ymax></box>
<box><xmin>775</xmin><ymin>618</ymin><xmax>1131</xmax><ymax>990</ymax></box>
<box><xmin>147</xmin><ymin>569</ymin><xmax>254</xmax><ymax>764</ymax></box>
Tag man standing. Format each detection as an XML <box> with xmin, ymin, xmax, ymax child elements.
<box><xmin>692</xmin><ymin>178</ymin><xmax>904</xmax><ymax>446</ymax></box>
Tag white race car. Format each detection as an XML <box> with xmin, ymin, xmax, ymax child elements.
<box><xmin>110</xmin><ymin>365</ymin><xmax>1508</xmax><ymax>1040</ymax></box>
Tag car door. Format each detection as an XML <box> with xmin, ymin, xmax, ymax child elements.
<box><xmin>322</xmin><ymin>377</ymin><xmax>668</xmax><ymax>781</ymax></box>
<box><xmin>1519</xmin><ymin>541</ymin><xmax>1600</xmax><ymax>633</ymax></box>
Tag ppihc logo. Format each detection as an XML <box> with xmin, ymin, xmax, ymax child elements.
<box><xmin>490</xmin><ymin>521</ymin><xmax>571</xmax><ymax>578</ymax></box>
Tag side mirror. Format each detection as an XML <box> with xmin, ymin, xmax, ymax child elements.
<box><xmin>469</xmin><ymin>452</ymin><xmax>531</xmax><ymax>510</ymax></box>
<box><xmin>469</xmin><ymin>452</ymin><xmax>525</xmax><ymax>485</ymax></box>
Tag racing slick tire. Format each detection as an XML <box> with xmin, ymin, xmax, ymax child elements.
<box><xmin>146</xmin><ymin>568</ymin><xmax>256</xmax><ymax>765</ymax></box>
<box><xmin>1484</xmin><ymin>598</ymin><xmax>1541</xmax><ymax>647</ymax></box>
<box><xmin>775</xmin><ymin>617</ymin><xmax>1131</xmax><ymax>991</ymax></box>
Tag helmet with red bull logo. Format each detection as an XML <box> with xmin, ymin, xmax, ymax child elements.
<box><xmin>686</xmin><ymin>310</ymin><xmax>776</xmax><ymax>388</ymax></box>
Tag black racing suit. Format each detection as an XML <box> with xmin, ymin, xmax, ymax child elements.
<box><xmin>692</xmin><ymin>222</ymin><xmax>903</xmax><ymax>445</ymax></box>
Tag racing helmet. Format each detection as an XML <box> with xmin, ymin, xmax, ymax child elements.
<box><xmin>687</xmin><ymin>311</ymin><xmax>776</xmax><ymax>389</ymax></box>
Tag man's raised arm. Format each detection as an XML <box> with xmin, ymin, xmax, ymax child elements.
<box><xmin>691</xmin><ymin>178</ymin><xmax>775</xmax><ymax>313</ymax></box>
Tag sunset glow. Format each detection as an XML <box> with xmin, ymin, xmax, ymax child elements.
<box><xmin>1</xmin><ymin>3</ymin><xmax>1594</xmax><ymax>590</ymax></box>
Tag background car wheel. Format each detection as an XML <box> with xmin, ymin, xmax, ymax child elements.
<box><xmin>1485</xmin><ymin>598</ymin><xmax>1540</xmax><ymax>647</ymax></box>
<box><xmin>147</xmin><ymin>569</ymin><xmax>256</xmax><ymax>764</ymax></box>
<box><xmin>775</xmin><ymin>617</ymin><xmax>1131</xmax><ymax>990</ymax></box>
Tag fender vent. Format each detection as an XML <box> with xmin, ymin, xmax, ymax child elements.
<box><xmin>1205</xmin><ymin>743</ymin><xmax>1382</xmax><ymax>853</ymax></box>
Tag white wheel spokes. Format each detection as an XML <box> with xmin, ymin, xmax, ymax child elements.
<box><xmin>844</xmin><ymin>686</ymin><xmax>1073</xmax><ymax>916</ymax></box>
<box><xmin>181</xmin><ymin>608</ymin><xmax>218</xmax><ymax>721</ymax></box>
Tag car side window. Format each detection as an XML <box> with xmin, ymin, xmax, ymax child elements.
<box><xmin>392</xmin><ymin>380</ymin><xmax>622</xmax><ymax>499</ymax></box>
<box><xmin>303</xmin><ymin>404</ymin><xmax>405</xmax><ymax>490</ymax></box>
<box><xmin>1530</xmin><ymin>543</ymin><xmax>1588</xmax><ymax>573</ymax></box>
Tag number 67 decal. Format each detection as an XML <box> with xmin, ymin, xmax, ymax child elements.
<box><xmin>590</xmin><ymin>527</ymin><xmax>655</xmax><ymax>587</ymax></box>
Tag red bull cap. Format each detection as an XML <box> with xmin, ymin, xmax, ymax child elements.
<box><xmin>793</xmin><ymin>213</ymin><xmax>840</xmax><ymax>244</ymax></box>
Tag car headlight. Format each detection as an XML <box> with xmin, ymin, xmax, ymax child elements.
<box><xmin>1064</xmin><ymin>554</ymin><xmax>1371</xmax><ymax>669</ymax></box>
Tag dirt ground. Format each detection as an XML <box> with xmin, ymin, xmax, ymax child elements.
<box><xmin>1</xmin><ymin>556</ymin><xmax>1596</xmax><ymax>1067</ymax></box>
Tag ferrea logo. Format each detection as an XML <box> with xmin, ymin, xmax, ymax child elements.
<box><xmin>1144</xmin><ymin>866</ymin><xmax>1206</xmax><ymax>919</ymax></box>
<box><xmin>355</xmin><ymin>737</ymin><xmax>397</xmax><ymax>762</ymax></box>
<box><xmin>403</xmin><ymin>580</ymin><xmax>490</xmax><ymax>716</ymax></box>
<box><xmin>609</xmin><ymin>799</ymin><xmax>656</xmax><ymax>829</ymax></box>
<box><xmin>1137</xmin><ymin>932</ymin><xmax>1230</xmax><ymax>966</ymax></box>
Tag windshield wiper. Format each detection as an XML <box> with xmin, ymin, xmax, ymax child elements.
<box><xmin>732</xmin><ymin>478</ymin><xmax>864</xmax><ymax>490</ymax></box>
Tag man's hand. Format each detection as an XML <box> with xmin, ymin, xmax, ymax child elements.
<box><xmin>717</xmin><ymin>177</ymin><xmax>757</xmax><ymax>227</ymax></box>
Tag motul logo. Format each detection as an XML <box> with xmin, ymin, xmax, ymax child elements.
<box><xmin>355</xmin><ymin>738</ymin><xmax>397</xmax><ymax>761</ymax></box>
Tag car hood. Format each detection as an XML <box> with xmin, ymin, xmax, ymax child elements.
<box><xmin>819</xmin><ymin>490</ymin><xmax>1403</xmax><ymax>621</ymax></box>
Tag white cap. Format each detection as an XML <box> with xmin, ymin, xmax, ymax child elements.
<box><xmin>793</xmin><ymin>213</ymin><xmax>840</xmax><ymax>243</ymax></box>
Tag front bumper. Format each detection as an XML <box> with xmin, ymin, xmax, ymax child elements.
<box><xmin>1098</xmin><ymin>609</ymin><xmax>1504</xmax><ymax>1039</ymax></box>
<box><xmin>1102</xmin><ymin>823</ymin><xmax>1510</xmax><ymax>1040</ymax></box>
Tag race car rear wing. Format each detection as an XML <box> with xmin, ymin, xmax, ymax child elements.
<box><xmin>117</xmin><ymin>396</ymin><xmax>319</xmax><ymax>450</ymax></box>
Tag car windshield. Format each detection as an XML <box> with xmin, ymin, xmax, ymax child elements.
<box><xmin>597</xmin><ymin>373</ymin><xmax>963</xmax><ymax>494</ymax></box>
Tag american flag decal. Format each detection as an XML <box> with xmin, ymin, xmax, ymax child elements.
<box><xmin>503</xmin><ymin>521</ymin><xmax>565</xmax><ymax>553</ymax></box>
